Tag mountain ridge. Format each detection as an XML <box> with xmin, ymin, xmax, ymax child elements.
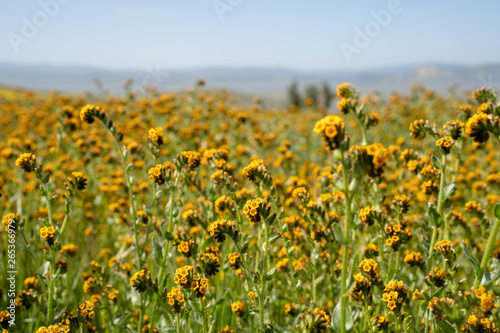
<box><xmin>1</xmin><ymin>62</ymin><xmax>499</xmax><ymax>106</ymax></box>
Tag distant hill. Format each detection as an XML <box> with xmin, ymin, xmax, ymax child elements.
<box><xmin>1</xmin><ymin>62</ymin><xmax>500</xmax><ymax>107</ymax></box>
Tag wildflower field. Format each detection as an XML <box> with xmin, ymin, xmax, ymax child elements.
<box><xmin>1</xmin><ymin>82</ymin><xmax>500</xmax><ymax>333</ymax></box>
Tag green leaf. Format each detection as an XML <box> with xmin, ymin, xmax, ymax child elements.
<box><xmin>431</xmin><ymin>155</ymin><xmax>442</xmax><ymax>170</ymax></box>
<box><xmin>348</xmin><ymin>177</ymin><xmax>359</xmax><ymax>193</ymax></box>
<box><xmin>435</xmin><ymin>320</ymin><xmax>455</xmax><ymax>333</ymax></box>
<box><xmin>494</xmin><ymin>204</ymin><xmax>500</xmax><ymax>219</ymax></box>
<box><xmin>49</xmin><ymin>195</ymin><xmax>58</xmax><ymax>206</ymax></box>
<box><xmin>431</xmin><ymin>285</ymin><xmax>447</xmax><ymax>298</ymax></box>
<box><xmin>460</xmin><ymin>240</ymin><xmax>481</xmax><ymax>278</ymax></box>
<box><xmin>481</xmin><ymin>268</ymin><xmax>500</xmax><ymax>286</ymax></box>
<box><xmin>428</xmin><ymin>203</ymin><xmax>442</xmax><ymax>227</ymax></box>
<box><xmin>39</xmin><ymin>261</ymin><xmax>50</xmax><ymax>277</ymax></box>
<box><xmin>191</xmin><ymin>301</ymin><xmax>202</xmax><ymax>315</ymax></box>
<box><xmin>442</xmin><ymin>183</ymin><xmax>456</xmax><ymax>201</ymax></box>
<box><xmin>204</xmin><ymin>299</ymin><xmax>214</xmax><ymax>309</ymax></box>
<box><xmin>264</xmin><ymin>324</ymin><xmax>274</xmax><ymax>332</ymax></box>
<box><xmin>266</xmin><ymin>213</ymin><xmax>277</xmax><ymax>226</ymax></box>
<box><xmin>331</xmin><ymin>301</ymin><xmax>353</xmax><ymax>332</ymax></box>
<box><xmin>333</xmin><ymin>225</ymin><xmax>344</xmax><ymax>246</ymax></box>
<box><xmin>240</xmin><ymin>241</ymin><xmax>249</xmax><ymax>254</ymax></box>
<box><xmin>152</xmin><ymin>237</ymin><xmax>162</xmax><ymax>265</ymax></box>
<box><xmin>278</xmin><ymin>208</ymin><xmax>285</xmax><ymax>219</ymax></box>
<box><xmin>172</xmin><ymin>205</ymin><xmax>179</xmax><ymax>218</ymax></box>
<box><xmin>215</xmin><ymin>291</ymin><xmax>230</xmax><ymax>305</ymax></box>
<box><xmin>42</xmin><ymin>173</ymin><xmax>50</xmax><ymax>184</ymax></box>
<box><xmin>264</xmin><ymin>267</ymin><xmax>278</xmax><ymax>281</ymax></box>
<box><xmin>17</xmin><ymin>242</ymin><xmax>30</xmax><ymax>250</ymax></box>
<box><xmin>164</xmin><ymin>231</ymin><xmax>174</xmax><ymax>241</ymax></box>
<box><xmin>268</xmin><ymin>233</ymin><xmax>281</xmax><ymax>244</ymax></box>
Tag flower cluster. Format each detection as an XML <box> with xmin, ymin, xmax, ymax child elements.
<box><xmin>2</xmin><ymin>212</ymin><xmax>19</xmax><ymax>231</ymax></box>
<box><xmin>78</xmin><ymin>300</ymin><xmax>96</xmax><ymax>322</ymax></box>
<box><xmin>424</xmin><ymin>266</ymin><xmax>448</xmax><ymax>288</ymax></box>
<box><xmin>80</xmin><ymin>104</ymin><xmax>104</xmax><ymax>124</ymax></box>
<box><xmin>173</xmin><ymin>265</ymin><xmax>208</xmax><ymax>297</ymax></box>
<box><xmin>313</xmin><ymin>115</ymin><xmax>346</xmax><ymax>151</ymax></box>
<box><xmin>15</xmin><ymin>153</ymin><xmax>37</xmax><ymax>173</ymax></box>
<box><xmin>198</xmin><ymin>252</ymin><xmax>221</xmax><ymax>277</ymax></box>
<box><xmin>176</xmin><ymin>240</ymin><xmax>198</xmax><ymax>257</ymax></box>
<box><xmin>148</xmin><ymin>127</ymin><xmax>164</xmax><ymax>145</ymax></box>
<box><xmin>231</xmin><ymin>301</ymin><xmax>245</xmax><ymax>318</ymax></box>
<box><xmin>404</xmin><ymin>251</ymin><xmax>425</xmax><ymax>271</ymax></box>
<box><xmin>207</xmin><ymin>219</ymin><xmax>239</xmax><ymax>243</ymax></box>
<box><xmin>130</xmin><ymin>270</ymin><xmax>158</xmax><ymax>293</ymax></box>
<box><xmin>381</xmin><ymin>280</ymin><xmax>409</xmax><ymax>312</ymax></box>
<box><xmin>351</xmin><ymin>143</ymin><xmax>390</xmax><ymax>178</ymax></box>
<box><xmin>433</xmin><ymin>240</ymin><xmax>456</xmax><ymax>264</ymax></box>
<box><xmin>336</xmin><ymin>83</ymin><xmax>359</xmax><ymax>114</ymax></box>
<box><xmin>148</xmin><ymin>164</ymin><xmax>168</xmax><ymax>184</ymax></box>
<box><xmin>40</xmin><ymin>226</ymin><xmax>56</xmax><ymax>246</ymax></box>
<box><xmin>409</xmin><ymin>119</ymin><xmax>432</xmax><ymax>140</ymax></box>
<box><xmin>227</xmin><ymin>253</ymin><xmax>242</xmax><ymax>270</ymax></box>
<box><xmin>242</xmin><ymin>198</ymin><xmax>267</xmax><ymax>225</ymax></box>
<box><xmin>461</xmin><ymin>314</ymin><xmax>499</xmax><ymax>333</ymax></box>
<box><xmin>242</xmin><ymin>159</ymin><xmax>271</xmax><ymax>184</ymax></box>
<box><xmin>392</xmin><ymin>195</ymin><xmax>411</xmax><ymax>214</ymax></box>
<box><xmin>167</xmin><ymin>287</ymin><xmax>185</xmax><ymax>313</ymax></box>
<box><xmin>436</xmin><ymin>136</ymin><xmax>455</xmax><ymax>155</ymax></box>
<box><xmin>385</xmin><ymin>222</ymin><xmax>412</xmax><ymax>251</ymax></box>
<box><xmin>66</xmin><ymin>171</ymin><xmax>88</xmax><ymax>191</ymax></box>
<box><xmin>180</xmin><ymin>151</ymin><xmax>201</xmax><ymax>170</ymax></box>
<box><xmin>359</xmin><ymin>206</ymin><xmax>380</xmax><ymax>226</ymax></box>
<box><xmin>349</xmin><ymin>273</ymin><xmax>372</xmax><ymax>301</ymax></box>
<box><xmin>35</xmin><ymin>323</ymin><xmax>71</xmax><ymax>333</ymax></box>
<box><xmin>358</xmin><ymin>259</ymin><xmax>379</xmax><ymax>280</ymax></box>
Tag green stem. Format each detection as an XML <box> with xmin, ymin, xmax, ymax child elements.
<box><xmin>427</xmin><ymin>226</ymin><xmax>438</xmax><ymax>270</ymax></box>
<box><xmin>141</xmin><ymin>182</ymin><xmax>157</xmax><ymax>257</ymax></box>
<box><xmin>354</xmin><ymin>113</ymin><xmax>368</xmax><ymax>145</ymax></box>
<box><xmin>259</xmin><ymin>222</ymin><xmax>270</xmax><ymax>331</ymax></box>
<box><xmin>231</xmin><ymin>236</ymin><xmax>258</xmax><ymax>293</ymax></box>
<box><xmin>39</xmin><ymin>179</ymin><xmax>56</xmax><ymax>325</ymax></box>
<box><xmin>255</xmin><ymin>226</ymin><xmax>262</xmax><ymax>272</ymax></box>
<box><xmin>96</xmin><ymin>117</ymin><xmax>139</xmax><ymax>266</ymax></box>
<box><xmin>46</xmin><ymin>248</ymin><xmax>56</xmax><ymax>324</ymax></box>
<box><xmin>339</xmin><ymin>151</ymin><xmax>352</xmax><ymax>333</ymax></box>
<box><xmin>428</xmin><ymin>155</ymin><xmax>447</xmax><ymax>268</ymax></box>
<box><xmin>474</xmin><ymin>217</ymin><xmax>500</xmax><ymax>289</ymax></box>
<box><xmin>268</xmin><ymin>198</ymin><xmax>302</xmax><ymax>305</ymax></box>
<box><xmin>137</xmin><ymin>294</ymin><xmax>143</xmax><ymax>333</ymax></box>
<box><xmin>57</xmin><ymin>212</ymin><xmax>69</xmax><ymax>241</ymax></box>
<box><xmin>311</xmin><ymin>248</ymin><xmax>317</xmax><ymax>306</ymax></box>
<box><xmin>363</xmin><ymin>301</ymin><xmax>370</xmax><ymax>332</ymax></box>
<box><xmin>97</xmin><ymin>119</ymin><xmax>142</xmax><ymax>333</ymax></box>
<box><xmin>393</xmin><ymin>248</ymin><xmax>401</xmax><ymax>279</ymax></box>
<box><xmin>158</xmin><ymin>172</ymin><xmax>181</xmax><ymax>291</ymax></box>
<box><xmin>451</xmin><ymin>140</ymin><xmax>463</xmax><ymax>183</ymax></box>
<box><xmin>437</xmin><ymin>155</ymin><xmax>448</xmax><ymax>239</ymax></box>
<box><xmin>201</xmin><ymin>298</ymin><xmax>208</xmax><ymax>333</ymax></box>
<box><xmin>16</xmin><ymin>170</ymin><xmax>23</xmax><ymax>216</ymax></box>
<box><xmin>147</xmin><ymin>175</ymin><xmax>158</xmax><ymax>330</ymax></box>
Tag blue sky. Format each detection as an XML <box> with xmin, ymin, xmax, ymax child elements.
<box><xmin>1</xmin><ymin>0</ymin><xmax>499</xmax><ymax>70</ymax></box>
